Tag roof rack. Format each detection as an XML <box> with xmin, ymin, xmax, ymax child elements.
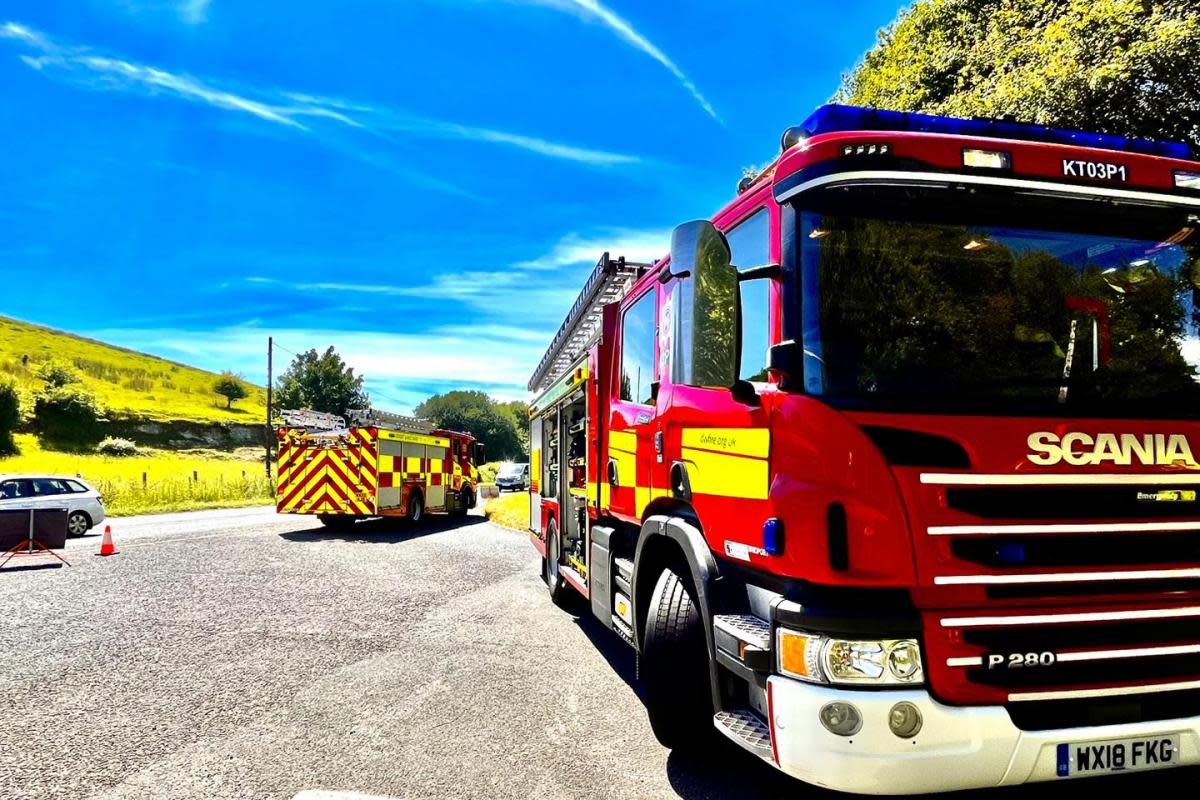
<box><xmin>527</xmin><ymin>252</ymin><xmax>652</xmax><ymax>393</ymax></box>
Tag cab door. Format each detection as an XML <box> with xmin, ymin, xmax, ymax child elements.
<box><xmin>658</xmin><ymin>202</ymin><xmax>779</xmax><ymax>559</ymax></box>
<box><xmin>606</xmin><ymin>281</ymin><xmax>660</xmax><ymax>523</ymax></box>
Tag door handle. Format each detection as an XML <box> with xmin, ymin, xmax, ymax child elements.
<box><xmin>607</xmin><ymin>458</ymin><xmax>619</xmax><ymax>486</ymax></box>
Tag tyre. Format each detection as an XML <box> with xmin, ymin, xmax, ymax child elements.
<box><xmin>318</xmin><ymin>515</ymin><xmax>355</xmax><ymax>531</ymax></box>
<box><xmin>640</xmin><ymin>566</ymin><xmax>713</xmax><ymax>750</ymax></box>
<box><xmin>453</xmin><ymin>488</ymin><xmax>472</xmax><ymax>517</ymax></box>
<box><xmin>544</xmin><ymin>518</ymin><xmax>569</xmax><ymax>607</ymax></box>
<box><xmin>407</xmin><ymin>490</ymin><xmax>424</xmax><ymax>523</ymax></box>
<box><xmin>67</xmin><ymin>511</ymin><xmax>91</xmax><ymax>537</ymax></box>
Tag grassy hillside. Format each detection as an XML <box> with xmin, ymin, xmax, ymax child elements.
<box><xmin>0</xmin><ymin>315</ymin><xmax>266</xmax><ymax>424</ymax></box>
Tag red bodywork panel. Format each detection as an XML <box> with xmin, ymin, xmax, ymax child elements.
<box><xmin>532</xmin><ymin>126</ymin><xmax>1200</xmax><ymax>706</ymax></box>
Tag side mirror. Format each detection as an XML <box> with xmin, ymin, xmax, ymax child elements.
<box><xmin>473</xmin><ymin>442</ymin><xmax>485</xmax><ymax>464</ymax></box>
<box><xmin>670</xmin><ymin>220</ymin><xmax>739</xmax><ymax>390</ymax></box>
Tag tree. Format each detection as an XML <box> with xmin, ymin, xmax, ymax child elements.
<box><xmin>38</xmin><ymin>361</ymin><xmax>80</xmax><ymax>389</ymax></box>
<box><xmin>274</xmin><ymin>347</ymin><xmax>369</xmax><ymax>417</ymax></box>
<box><xmin>33</xmin><ymin>385</ymin><xmax>102</xmax><ymax>447</ymax></box>
<box><xmin>213</xmin><ymin>371</ymin><xmax>249</xmax><ymax>409</ymax></box>
<box><xmin>0</xmin><ymin>377</ymin><xmax>20</xmax><ymax>454</ymax></box>
<box><xmin>838</xmin><ymin>1</ymin><xmax>1200</xmax><ymax>147</ymax></box>
<box><xmin>415</xmin><ymin>390</ymin><xmax>524</xmax><ymax>461</ymax></box>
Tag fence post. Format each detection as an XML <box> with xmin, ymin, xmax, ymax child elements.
<box><xmin>142</xmin><ymin>472</ymin><xmax>148</xmax><ymax>490</ymax></box>
<box><xmin>193</xmin><ymin>470</ymin><xmax>198</xmax><ymax>483</ymax></box>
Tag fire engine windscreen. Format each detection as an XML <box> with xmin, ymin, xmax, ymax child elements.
<box><xmin>796</xmin><ymin>185</ymin><xmax>1200</xmax><ymax>418</ymax></box>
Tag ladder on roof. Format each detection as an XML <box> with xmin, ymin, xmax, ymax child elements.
<box><xmin>277</xmin><ymin>408</ymin><xmax>434</xmax><ymax>435</ymax></box>
<box><xmin>277</xmin><ymin>409</ymin><xmax>346</xmax><ymax>431</ymax></box>
<box><xmin>527</xmin><ymin>252</ymin><xmax>651</xmax><ymax>394</ymax></box>
<box><xmin>345</xmin><ymin>408</ymin><xmax>435</xmax><ymax>434</ymax></box>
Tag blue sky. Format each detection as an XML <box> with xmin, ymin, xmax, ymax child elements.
<box><xmin>0</xmin><ymin>0</ymin><xmax>904</xmax><ymax>413</ymax></box>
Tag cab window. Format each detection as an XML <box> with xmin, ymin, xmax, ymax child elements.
<box><xmin>725</xmin><ymin>208</ymin><xmax>771</xmax><ymax>382</ymax></box>
<box><xmin>619</xmin><ymin>289</ymin><xmax>656</xmax><ymax>405</ymax></box>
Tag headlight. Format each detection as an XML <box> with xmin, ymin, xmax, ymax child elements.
<box><xmin>777</xmin><ymin>629</ymin><xmax>924</xmax><ymax>686</ymax></box>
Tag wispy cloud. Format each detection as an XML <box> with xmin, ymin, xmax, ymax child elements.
<box><xmin>178</xmin><ymin>0</ymin><xmax>211</xmax><ymax>24</ymax></box>
<box><xmin>1</xmin><ymin>21</ymin><xmax>642</xmax><ymax>169</ymax></box>
<box><xmin>516</xmin><ymin>227</ymin><xmax>668</xmax><ymax>270</ymax></box>
<box><xmin>522</xmin><ymin>0</ymin><xmax>719</xmax><ymax>122</ymax></box>
<box><xmin>82</xmin><ymin>323</ymin><xmax>546</xmax><ymax>411</ymax></box>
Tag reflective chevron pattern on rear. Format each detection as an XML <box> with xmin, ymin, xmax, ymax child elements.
<box><xmin>276</xmin><ymin>427</ymin><xmax>378</xmax><ymax>516</ymax></box>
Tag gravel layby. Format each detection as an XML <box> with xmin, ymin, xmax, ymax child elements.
<box><xmin>2</xmin><ymin>507</ymin><xmax>1197</xmax><ymax>800</ymax></box>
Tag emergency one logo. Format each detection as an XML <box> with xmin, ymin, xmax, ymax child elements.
<box><xmin>1026</xmin><ymin>432</ymin><xmax>1199</xmax><ymax>467</ymax></box>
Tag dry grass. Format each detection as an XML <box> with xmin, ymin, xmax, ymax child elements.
<box><xmin>483</xmin><ymin>490</ymin><xmax>529</xmax><ymax>531</ymax></box>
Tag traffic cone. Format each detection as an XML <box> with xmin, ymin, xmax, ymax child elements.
<box><xmin>96</xmin><ymin>525</ymin><xmax>119</xmax><ymax>557</ymax></box>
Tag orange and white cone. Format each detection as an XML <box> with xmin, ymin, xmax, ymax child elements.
<box><xmin>96</xmin><ymin>524</ymin><xmax>119</xmax><ymax>557</ymax></box>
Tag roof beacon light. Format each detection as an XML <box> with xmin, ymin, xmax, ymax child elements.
<box><xmin>963</xmin><ymin>148</ymin><xmax>1011</xmax><ymax>170</ymax></box>
<box><xmin>781</xmin><ymin>126</ymin><xmax>807</xmax><ymax>152</ymax></box>
<box><xmin>1176</xmin><ymin>171</ymin><xmax>1200</xmax><ymax>191</ymax></box>
<box><xmin>797</xmin><ymin>104</ymin><xmax>1193</xmax><ymax>160</ymax></box>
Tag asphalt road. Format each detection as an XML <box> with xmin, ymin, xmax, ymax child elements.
<box><xmin>1</xmin><ymin>507</ymin><xmax>1197</xmax><ymax>800</ymax></box>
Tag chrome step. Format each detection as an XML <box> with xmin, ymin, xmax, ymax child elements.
<box><xmin>713</xmin><ymin>709</ymin><xmax>773</xmax><ymax>761</ymax></box>
<box><xmin>713</xmin><ymin>614</ymin><xmax>771</xmax><ymax>651</ymax></box>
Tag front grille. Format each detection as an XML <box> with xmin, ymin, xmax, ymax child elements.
<box><xmin>947</xmin><ymin>485</ymin><xmax>1200</xmax><ymax>520</ymax></box>
<box><xmin>952</xmin><ymin>532</ymin><xmax>1200</xmax><ymax>568</ymax></box>
<box><xmin>1006</xmin><ymin>689</ymin><xmax>1200</xmax><ymax>731</ymax></box>
<box><xmin>924</xmin><ymin>606</ymin><xmax>1200</xmax><ymax>706</ymax></box>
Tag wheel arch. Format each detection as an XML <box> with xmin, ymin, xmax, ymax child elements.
<box><xmin>631</xmin><ymin>514</ymin><xmax>722</xmax><ymax>708</ymax></box>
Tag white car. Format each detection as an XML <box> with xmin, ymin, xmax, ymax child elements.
<box><xmin>0</xmin><ymin>475</ymin><xmax>107</xmax><ymax>536</ymax></box>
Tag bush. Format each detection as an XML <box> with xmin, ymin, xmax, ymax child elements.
<box><xmin>0</xmin><ymin>377</ymin><xmax>20</xmax><ymax>454</ymax></box>
<box><xmin>33</xmin><ymin>386</ymin><xmax>102</xmax><ymax>445</ymax></box>
<box><xmin>97</xmin><ymin>437</ymin><xmax>139</xmax><ymax>457</ymax></box>
<box><xmin>38</xmin><ymin>360</ymin><xmax>81</xmax><ymax>389</ymax></box>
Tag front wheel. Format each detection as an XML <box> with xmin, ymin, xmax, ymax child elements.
<box><xmin>640</xmin><ymin>567</ymin><xmax>713</xmax><ymax>750</ymax></box>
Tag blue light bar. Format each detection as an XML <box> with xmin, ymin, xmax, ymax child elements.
<box><xmin>799</xmin><ymin>104</ymin><xmax>1192</xmax><ymax>161</ymax></box>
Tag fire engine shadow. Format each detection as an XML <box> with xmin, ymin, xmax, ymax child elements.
<box><xmin>571</xmin><ymin>610</ymin><xmax>641</xmax><ymax>697</ymax></box>
<box><xmin>278</xmin><ymin>513</ymin><xmax>488</xmax><ymax>545</ymax></box>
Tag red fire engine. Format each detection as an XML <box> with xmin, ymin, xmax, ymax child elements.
<box><xmin>526</xmin><ymin>105</ymin><xmax>1200</xmax><ymax>793</ymax></box>
<box><xmin>276</xmin><ymin>408</ymin><xmax>482</xmax><ymax>528</ymax></box>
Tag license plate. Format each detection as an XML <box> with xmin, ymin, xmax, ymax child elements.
<box><xmin>1056</xmin><ymin>735</ymin><xmax>1180</xmax><ymax>777</ymax></box>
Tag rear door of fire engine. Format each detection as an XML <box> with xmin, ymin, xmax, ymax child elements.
<box><xmin>605</xmin><ymin>281</ymin><xmax>660</xmax><ymax>522</ymax></box>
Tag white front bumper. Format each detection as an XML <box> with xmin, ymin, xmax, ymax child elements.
<box><xmin>765</xmin><ymin>676</ymin><xmax>1200</xmax><ymax>795</ymax></box>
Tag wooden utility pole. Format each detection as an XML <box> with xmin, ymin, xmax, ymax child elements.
<box><xmin>266</xmin><ymin>336</ymin><xmax>273</xmax><ymax>479</ymax></box>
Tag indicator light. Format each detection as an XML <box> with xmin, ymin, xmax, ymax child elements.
<box><xmin>762</xmin><ymin>517</ymin><xmax>783</xmax><ymax>555</ymax></box>
<box><xmin>778</xmin><ymin>629</ymin><xmax>822</xmax><ymax>681</ymax></box>
<box><xmin>963</xmin><ymin>148</ymin><xmax>1011</xmax><ymax>169</ymax></box>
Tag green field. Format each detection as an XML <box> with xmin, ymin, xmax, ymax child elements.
<box><xmin>0</xmin><ymin>315</ymin><xmax>266</xmax><ymax>424</ymax></box>
<box><xmin>0</xmin><ymin>434</ymin><xmax>272</xmax><ymax>516</ymax></box>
